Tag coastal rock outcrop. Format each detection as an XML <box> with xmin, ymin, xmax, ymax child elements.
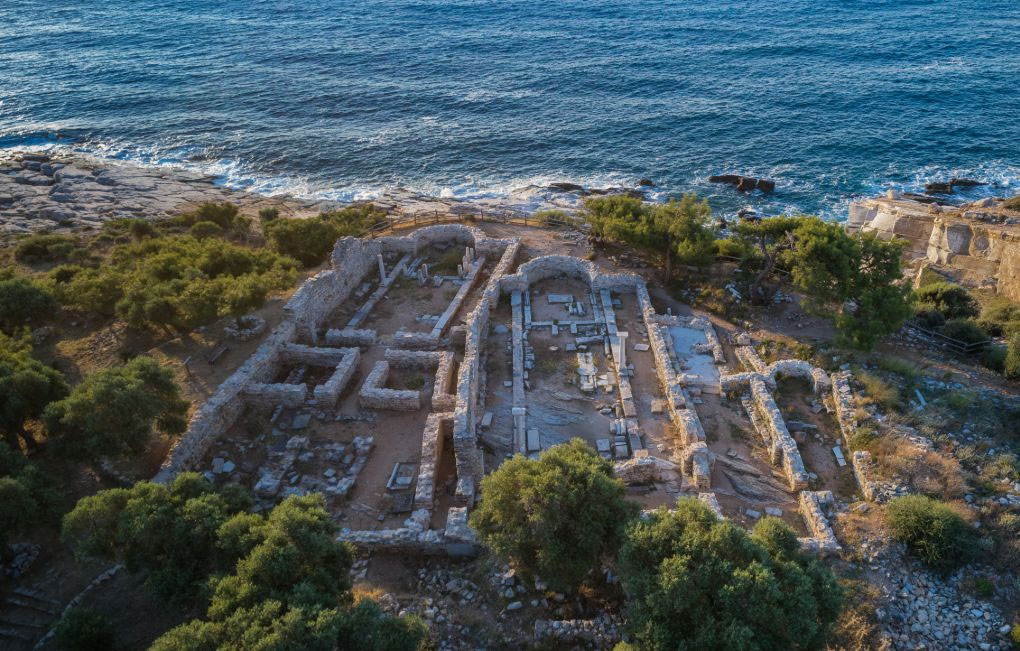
<box><xmin>848</xmin><ymin>192</ymin><xmax>1020</xmax><ymax>301</ymax></box>
<box><xmin>708</xmin><ymin>174</ymin><xmax>775</xmax><ymax>193</ymax></box>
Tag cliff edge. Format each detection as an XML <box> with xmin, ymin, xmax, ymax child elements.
<box><xmin>848</xmin><ymin>191</ymin><xmax>1020</xmax><ymax>301</ymax></box>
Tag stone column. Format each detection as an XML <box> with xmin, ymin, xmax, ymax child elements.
<box><xmin>377</xmin><ymin>254</ymin><xmax>386</xmax><ymax>283</ymax></box>
<box><xmin>616</xmin><ymin>331</ymin><xmax>628</xmax><ymax>368</ymax></box>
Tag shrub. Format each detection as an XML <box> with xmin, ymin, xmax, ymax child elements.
<box><xmin>189</xmin><ymin>220</ymin><xmax>223</xmax><ymax>239</ymax></box>
<box><xmin>939</xmin><ymin>319</ymin><xmax>989</xmax><ymax>346</ymax></box>
<box><xmin>885</xmin><ymin>495</ymin><xmax>976</xmax><ymax>571</ymax></box>
<box><xmin>54</xmin><ymin>607</ymin><xmax>116</xmax><ymax>651</ymax></box>
<box><xmin>983</xmin><ymin>344</ymin><xmax>1007</xmax><ymax>373</ymax></box>
<box><xmin>1005</xmin><ymin>335</ymin><xmax>1020</xmax><ymax>380</ymax></box>
<box><xmin>469</xmin><ymin>439</ymin><xmax>636</xmax><ymax>590</ymax></box>
<box><xmin>264</xmin><ymin>217</ymin><xmax>340</xmax><ymax>268</ymax></box>
<box><xmin>915</xmin><ymin>282</ymin><xmax>979</xmax><ymax>319</ymax></box>
<box><xmin>617</xmin><ymin>500</ymin><xmax>843</xmax><ymax>650</ymax></box>
<box><xmin>14</xmin><ymin>233</ymin><xmax>79</xmax><ymax>264</ymax></box>
<box><xmin>915</xmin><ymin>308</ymin><xmax>946</xmax><ymax>329</ymax></box>
<box><xmin>0</xmin><ymin>277</ymin><xmax>58</xmax><ymax>332</ymax></box>
<box><xmin>1012</xmin><ymin>623</ymin><xmax>1020</xmax><ymax>650</ymax></box>
<box><xmin>258</xmin><ymin>206</ymin><xmax>279</xmax><ymax>223</ymax></box>
<box><xmin>972</xmin><ymin>575</ymin><xmax>995</xmax><ymax>598</ymax></box>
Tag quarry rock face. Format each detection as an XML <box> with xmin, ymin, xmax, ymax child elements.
<box><xmin>848</xmin><ymin>194</ymin><xmax>1020</xmax><ymax>301</ymax></box>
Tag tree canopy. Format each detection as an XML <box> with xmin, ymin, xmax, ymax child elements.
<box><xmin>616</xmin><ymin>499</ymin><xmax>843</xmax><ymax>651</ymax></box>
<box><xmin>52</xmin><ymin>233</ymin><xmax>296</xmax><ymax>332</ymax></box>
<box><xmin>43</xmin><ymin>356</ymin><xmax>189</xmax><ymax>464</ymax></box>
<box><xmin>264</xmin><ymin>205</ymin><xmax>389</xmax><ymax>268</ymax></box>
<box><xmin>585</xmin><ymin>194</ymin><xmax>716</xmax><ymax>281</ymax></box>
<box><xmin>63</xmin><ymin>477</ymin><xmax>425</xmax><ymax>650</ymax></box>
<box><xmin>731</xmin><ymin>216</ymin><xmax>911</xmax><ymax>349</ymax></box>
<box><xmin>0</xmin><ymin>440</ymin><xmax>57</xmax><ymax>548</ymax></box>
<box><xmin>469</xmin><ymin>439</ymin><xmax>637</xmax><ymax>590</ymax></box>
<box><xmin>0</xmin><ymin>331</ymin><xmax>68</xmax><ymax>451</ymax></box>
<box><xmin>0</xmin><ymin>276</ymin><xmax>58</xmax><ymax>333</ymax></box>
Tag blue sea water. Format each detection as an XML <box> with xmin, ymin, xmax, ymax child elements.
<box><xmin>2</xmin><ymin>0</ymin><xmax>1019</xmax><ymax>219</ymax></box>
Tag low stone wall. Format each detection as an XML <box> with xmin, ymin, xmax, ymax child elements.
<box><xmin>430</xmin><ymin>255</ymin><xmax>487</xmax><ymax>339</ymax></box>
<box><xmin>383</xmin><ymin>348</ymin><xmax>457</xmax><ymax>411</ymax></box>
<box><xmin>681</xmin><ymin>441</ymin><xmax>712</xmax><ymax>488</ymax></box>
<box><xmin>852</xmin><ymin>450</ymin><xmax>878</xmax><ymax>502</ymax></box>
<box><xmin>735</xmin><ymin>345</ymin><xmax>766</xmax><ymax>373</ymax></box>
<box><xmin>798</xmin><ymin>490</ymin><xmax>841</xmax><ymax>557</ymax></box>
<box><xmin>749</xmin><ymin>375</ymin><xmax>809</xmax><ymax>491</ymax></box>
<box><xmin>765</xmin><ymin>359</ymin><xmax>831</xmax><ymax>393</ymax></box>
<box><xmin>614</xmin><ymin>456</ymin><xmax>679</xmax><ymax>485</ymax></box>
<box><xmin>282</xmin><ymin>342</ymin><xmax>354</xmax><ymax>367</ymax></box>
<box><xmin>337</xmin><ymin>506</ymin><xmax>478</xmax><ymax>557</ymax></box>
<box><xmin>649</xmin><ymin>314</ymin><xmax>725</xmax><ymax>364</ymax></box>
<box><xmin>155</xmin><ymin>321</ymin><xmax>297</xmax><ymax>482</ymax></box>
<box><xmin>242</xmin><ymin>382</ymin><xmax>307</xmax><ymax>409</ymax></box>
<box><xmin>698</xmin><ymin>492</ymin><xmax>725</xmax><ymax>519</ymax></box>
<box><xmin>414</xmin><ymin>413</ymin><xmax>452</xmax><ymax>511</ymax></box>
<box><xmin>312</xmin><ymin>349</ymin><xmax>360</xmax><ymax>408</ymax></box>
<box><xmin>323</xmin><ymin>327</ymin><xmax>377</xmax><ymax>347</ymax></box>
<box><xmin>720</xmin><ymin>371</ymin><xmax>763</xmax><ymax>393</ymax></box>
<box><xmin>831</xmin><ymin>371</ymin><xmax>857</xmax><ymax>442</ymax></box>
<box><xmin>643</xmin><ymin>315</ymin><xmax>714</xmax><ymax>487</ymax></box>
<box><xmin>358</xmin><ymin>361</ymin><xmax>421</xmax><ymax>411</ymax></box>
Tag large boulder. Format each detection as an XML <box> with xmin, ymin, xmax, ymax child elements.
<box><xmin>709</xmin><ymin>174</ymin><xmax>775</xmax><ymax>193</ymax></box>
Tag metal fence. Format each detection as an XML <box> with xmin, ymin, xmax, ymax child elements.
<box><xmin>904</xmin><ymin>322</ymin><xmax>992</xmax><ymax>355</ymax></box>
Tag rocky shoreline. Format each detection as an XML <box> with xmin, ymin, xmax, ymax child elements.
<box><xmin>0</xmin><ymin>150</ymin><xmax>655</xmax><ymax>235</ymax></box>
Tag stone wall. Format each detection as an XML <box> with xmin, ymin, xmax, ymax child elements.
<box><xmin>642</xmin><ymin>314</ymin><xmax>713</xmax><ymax>488</ymax></box>
<box><xmin>765</xmin><ymin>359</ymin><xmax>831</xmax><ymax>394</ymax></box>
<box><xmin>413</xmin><ymin>413</ymin><xmax>452</xmax><ymax>511</ymax></box>
<box><xmin>498</xmin><ymin>255</ymin><xmax>643</xmax><ymax>296</ymax></box>
<box><xmin>155</xmin><ymin>321</ymin><xmax>296</xmax><ymax>482</ymax></box>
<box><xmin>430</xmin><ymin>255</ymin><xmax>487</xmax><ymax>339</ymax></box>
<box><xmin>698</xmin><ymin>492</ymin><xmax>725</xmax><ymax>519</ymax></box>
<box><xmin>749</xmin><ymin>375</ymin><xmax>809</xmax><ymax>491</ymax></box>
<box><xmin>337</xmin><ymin>506</ymin><xmax>478</xmax><ymax>557</ymax></box>
<box><xmin>358</xmin><ymin>361</ymin><xmax>421</xmax><ymax>411</ymax></box>
<box><xmin>242</xmin><ymin>382</ymin><xmax>307</xmax><ymax>409</ymax></box>
<box><xmin>323</xmin><ymin>327</ymin><xmax>377</xmax><ymax>347</ymax></box>
<box><xmin>312</xmin><ymin>348</ymin><xmax>360</xmax><ymax>408</ymax></box>
<box><xmin>383</xmin><ymin>348</ymin><xmax>457</xmax><ymax>411</ymax></box>
<box><xmin>798</xmin><ymin>490</ymin><xmax>841</xmax><ymax>556</ymax></box>
<box><xmin>281</xmin><ymin>342</ymin><xmax>355</xmax><ymax>367</ymax></box>
<box><xmin>735</xmin><ymin>345</ymin><xmax>767</xmax><ymax>373</ymax></box>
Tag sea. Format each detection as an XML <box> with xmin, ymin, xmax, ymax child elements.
<box><xmin>2</xmin><ymin>0</ymin><xmax>1019</xmax><ymax>220</ymax></box>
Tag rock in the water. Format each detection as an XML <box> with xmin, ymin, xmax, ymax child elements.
<box><xmin>709</xmin><ymin>174</ymin><xmax>775</xmax><ymax>193</ymax></box>
<box><xmin>925</xmin><ymin>182</ymin><xmax>954</xmax><ymax>195</ymax></box>
<box><xmin>637</xmin><ymin>178</ymin><xmax>656</xmax><ymax>187</ymax></box>
<box><xmin>949</xmin><ymin>177</ymin><xmax>985</xmax><ymax>187</ymax></box>
<box><xmin>547</xmin><ymin>182</ymin><xmax>584</xmax><ymax>193</ymax></box>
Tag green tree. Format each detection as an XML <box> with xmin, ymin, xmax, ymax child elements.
<box><xmin>885</xmin><ymin>495</ymin><xmax>976</xmax><ymax>571</ymax></box>
<box><xmin>652</xmin><ymin>194</ymin><xmax>717</xmax><ymax>273</ymax></box>
<box><xmin>0</xmin><ymin>331</ymin><xmax>68</xmax><ymax>450</ymax></box>
<box><xmin>44</xmin><ymin>356</ymin><xmax>188</xmax><ymax>464</ymax></box>
<box><xmin>617</xmin><ymin>499</ymin><xmax>843</xmax><ymax>651</ymax></box>
<box><xmin>64</xmin><ymin>481</ymin><xmax>425</xmax><ymax>651</ymax></box>
<box><xmin>915</xmin><ymin>282</ymin><xmax>979</xmax><ymax>320</ymax></box>
<box><xmin>264</xmin><ymin>217</ymin><xmax>341</xmax><ymax>268</ymax></box>
<box><xmin>469</xmin><ymin>439</ymin><xmax>637</xmax><ymax>590</ymax></box>
<box><xmin>0</xmin><ymin>277</ymin><xmax>58</xmax><ymax>332</ymax></box>
<box><xmin>54</xmin><ymin>607</ymin><xmax>116</xmax><ymax>651</ymax></box>
<box><xmin>731</xmin><ymin>216</ymin><xmax>802</xmax><ymax>303</ymax></box>
<box><xmin>0</xmin><ymin>440</ymin><xmax>57</xmax><ymax>547</ymax></box>
<box><xmin>585</xmin><ymin>194</ymin><xmax>716</xmax><ymax>282</ymax></box>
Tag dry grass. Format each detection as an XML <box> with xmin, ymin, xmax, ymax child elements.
<box><xmin>828</xmin><ymin>579</ymin><xmax>888</xmax><ymax>651</ymax></box>
<box><xmin>869</xmin><ymin>439</ymin><xmax>968</xmax><ymax>500</ymax></box>
<box><xmin>855</xmin><ymin>371</ymin><xmax>900</xmax><ymax>410</ymax></box>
